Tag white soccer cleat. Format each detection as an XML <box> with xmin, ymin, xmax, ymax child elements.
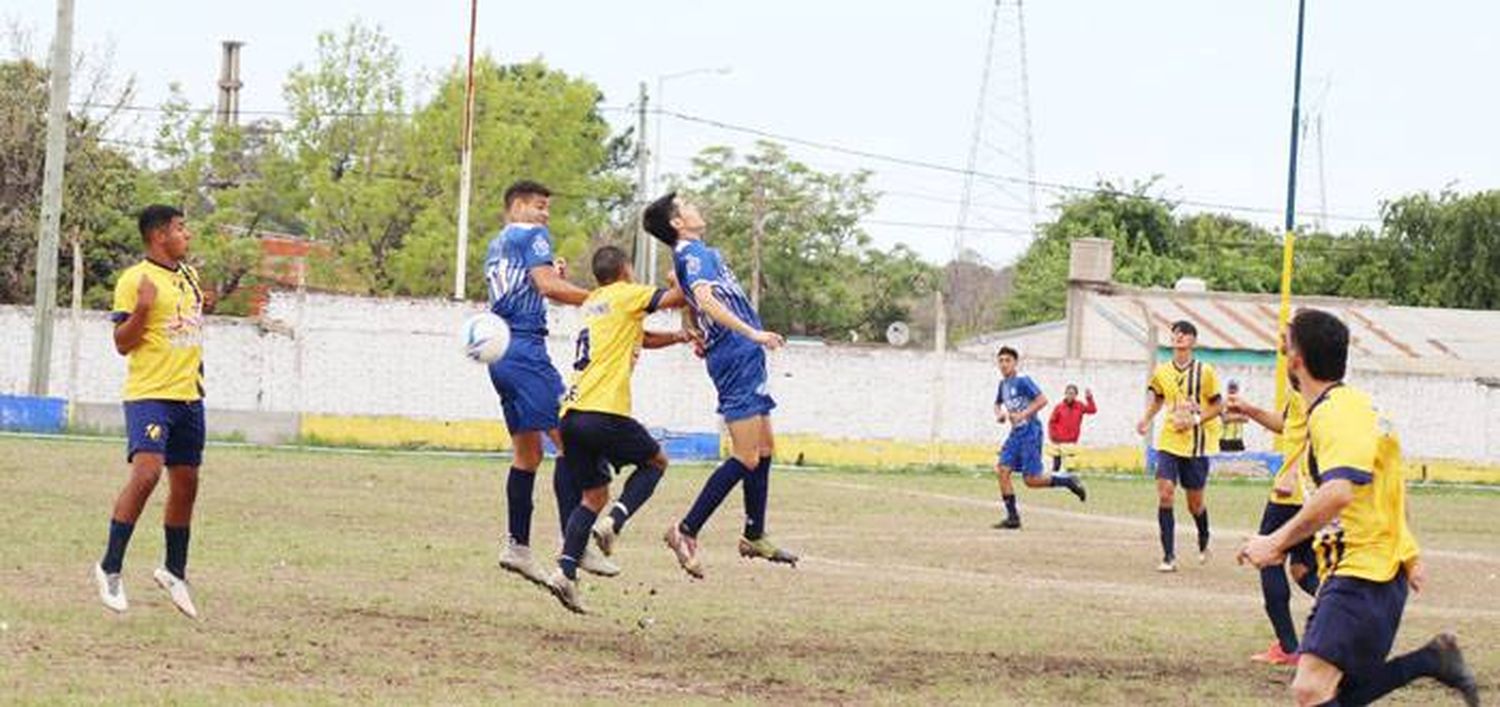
<box><xmin>498</xmin><ymin>542</ymin><xmax>549</xmax><ymax>587</ymax></box>
<box><xmin>546</xmin><ymin>569</ymin><xmax>589</xmax><ymax>614</ymax></box>
<box><xmin>579</xmin><ymin>545</ymin><xmax>621</xmax><ymax>577</ymax></box>
<box><xmin>93</xmin><ymin>563</ymin><xmax>128</xmax><ymax>613</ymax></box>
<box><xmin>1157</xmin><ymin>560</ymin><xmax>1179</xmax><ymax>573</ymax></box>
<box><xmin>591</xmin><ymin>518</ymin><xmax>618</xmax><ymax>557</ymax></box>
<box><xmin>1199</xmin><ymin>549</ymin><xmax>1211</xmax><ymax>565</ymax></box>
<box><xmin>152</xmin><ymin>567</ymin><xmax>199</xmax><ymax>619</ymax></box>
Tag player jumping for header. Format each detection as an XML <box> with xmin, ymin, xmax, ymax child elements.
<box><xmin>643</xmin><ymin>191</ymin><xmax>797</xmax><ymax>579</ymax></box>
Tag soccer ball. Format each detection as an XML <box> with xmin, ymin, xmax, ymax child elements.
<box><xmin>461</xmin><ymin>312</ymin><xmax>510</xmax><ymax>364</ymax></box>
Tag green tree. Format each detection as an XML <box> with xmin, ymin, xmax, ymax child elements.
<box><xmin>391</xmin><ymin>57</ymin><xmax>631</xmax><ymax>298</ymax></box>
<box><xmin>677</xmin><ymin>142</ymin><xmax>934</xmax><ymax>338</ymax></box>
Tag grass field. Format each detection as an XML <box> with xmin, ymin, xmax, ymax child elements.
<box><xmin>3</xmin><ymin>435</ymin><xmax>1496</xmax><ymax>705</ymax></box>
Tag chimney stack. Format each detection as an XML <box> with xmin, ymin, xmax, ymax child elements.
<box><xmin>217</xmin><ymin>41</ymin><xmax>245</xmax><ymax>127</ymax></box>
<box><xmin>1065</xmin><ymin>238</ymin><xmax>1113</xmax><ymax>359</ymax></box>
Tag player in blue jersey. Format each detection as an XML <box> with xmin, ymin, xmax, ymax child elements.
<box><xmin>643</xmin><ymin>192</ymin><xmax>798</xmax><ymax>578</ymax></box>
<box><xmin>991</xmin><ymin>346</ymin><xmax>1086</xmax><ymax>529</ymax></box>
<box><xmin>484</xmin><ymin>180</ymin><xmax>615</xmax><ymax>585</ymax></box>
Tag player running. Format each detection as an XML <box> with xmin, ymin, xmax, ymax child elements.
<box><xmin>1137</xmin><ymin>320</ymin><xmax>1223</xmax><ymax>572</ymax></box>
<box><xmin>484</xmin><ymin>180</ymin><xmax>614</xmax><ymax>586</ymax></box>
<box><xmin>1239</xmin><ymin>308</ymin><xmax>1479</xmax><ymax>706</ymax></box>
<box><xmin>93</xmin><ymin>205</ymin><xmax>207</xmax><ymax>619</ymax></box>
<box><xmin>643</xmin><ymin>191</ymin><xmax>797</xmax><ymax>579</ymax></box>
<box><xmin>544</xmin><ymin>246</ymin><xmax>690</xmax><ymax>613</ymax></box>
<box><xmin>992</xmin><ymin>346</ymin><xmax>1086</xmax><ymax>530</ymax></box>
<box><xmin>1228</xmin><ymin>371</ymin><xmax>1320</xmax><ymax>666</ymax></box>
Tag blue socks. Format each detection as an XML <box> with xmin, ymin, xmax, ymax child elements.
<box><xmin>742</xmin><ymin>456</ymin><xmax>771</xmax><ymax>540</ymax></box>
<box><xmin>101</xmin><ymin>519</ymin><xmax>135</xmax><ymax>574</ymax></box>
<box><xmin>1194</xmin><ymin>510</ymin><xmax>1211</xmax><ymax>552</ymax></box>
<box><xmin>506</xmin><ymin>467</ymin><xmax>535</xmax><ymax>546</ymax></box>
<box><xmin>1261</xmin><ymin>565</ymin><xmax>1299</xmax><ymax>653</ymax></box>
<box><xmin>1158</xmin><ymin>507</ymin><xmax>1176</xmax><ymax>562</ymax></box>
<box><xmin>553</xmin><ymin>458</ymin><xmax>580</xmax><ymax>535</ymax></box>
<box><xmin>558</xmin><ymin>505</ymin><xmax>598</xmax><ymax>581</ymax></box>
<box><xmin>681</xmin><ymin>458</ymin><xmax>749</xmax><ymax>537</ymax></box>
<box><xmin>164</xmin><ymin>525</ymin><xmax>190</xmax><ymax>580</ymax></box>
<box><xmin>609</xmin><ymin>464</ymin><xmax>664</xmax><ymax>533</ymax></box>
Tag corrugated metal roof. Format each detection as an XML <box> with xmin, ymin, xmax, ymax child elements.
<box><xmin>1092</xmin><ymin>287</ymin><xmax>1500</xmax><ymax>376</ymax></box>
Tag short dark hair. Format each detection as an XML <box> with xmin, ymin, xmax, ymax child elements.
<box><xmin>997</xmin><ymin>346</ymin><xmax>1019</xmax><ymax>360</ymax></box>
<box><xmin>1065</xmin><ymin>384</ymin><xmax>1079</xmax><ymax>394</ymax></box>
<box><xmin>1289</xmin><ymin>308</ymin><xmax>1349</xmax><ymax>382</ymax></box>
<box><xmin>643</xmin><ymin>192</ymin><xmax>679</xmax><ymax>246</ymax></box>
<box><xmin>503</xmin><ymin>180</ymin><xmax>551</xmax><ymax>210</ymax></box>
<box><xmin>591</xmin><ymin>245</ymin><xmax>630</xmax><ymax>286</ymax></box>
<box><xmin>1170</xmin><ymin>320</ymin><xmax>1198</xmax><ymax>337</ymax></box>
<box><xmin>137</xmin><ymin>204</ymin><xmax>183</xmax><ymax>242</ymax></box>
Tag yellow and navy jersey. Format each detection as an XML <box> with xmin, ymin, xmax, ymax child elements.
<box><xmin>110</xmin><ymin>259</ymin><xmax>205</xmax><ymax>401</ymax></box>
<box><xmin>1306</xmin><ymin>384</ymin><xmax>1416</xmax><ymax>583</ymax></box>
<box><xmin>1147</xmin><ymin>359</ymin><xmax>1222</xmax><ymax>458</ymax></box>
<box><xmin>561</xmin><ymin>282</ymin><xmax>668</xmax><ymax>417</ymax></box>
<box><xmin>1269</xmin><ymin>392</ymin><xmax>1311</xmax><ymax>506</ymax></box>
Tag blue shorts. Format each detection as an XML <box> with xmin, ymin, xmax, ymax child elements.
<box><xmin>1258</xmin><ymin>501</ymin><xmax>1317</xmax><ymax>575</ymax></box>
<box><xmin>124</xmin><ymin>400</ymin><xmax>205</xmax><ymax>467</ymax></box>
<box><xmin>1302</xmin><ymin>571</ymin><xmax>1408</xmax><ymax>674</ymax></box>
<box><xmin>998</xmin><ymin>425</ymin><xmax>1044</xmax><ymax>476</ymax></box>
<box><xmin>706</xmin><ymin>343</ymin><xmax>776</xmax><ymax>423</ymax></box>
<box><xmin>1155</xmin><ymin>452</ymin><xmax>1210</xmax><ymax>490</ymax></box>
<box><xmin>488</xmin><ymin>335</ymin><xmax>564</xmax><ymax>434</ymax></box>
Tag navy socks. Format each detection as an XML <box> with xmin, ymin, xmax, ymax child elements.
<box><xmin>100</xmin><ymin>519</ymin><xmax>136</xmax><ymax>574</ymax></box>
<box><xmin>743</xmin><ymin>456</ymin><xmax>771</xmax><ymax>540</ymax></box>
<box><xmin>506</xmin><ymin>467</ymin><xmax>535</xmax><ymax>546</ymax></box>
<box><xmin>681</xmin><ymin>458</ymin><xmax>749</xmax><ymax>537</ymax></box>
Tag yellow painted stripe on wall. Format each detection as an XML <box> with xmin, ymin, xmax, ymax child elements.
<box><xmin>301</xmin><ymin>414</ymin><xmax>509</xmax><ymax>451</ymax></box>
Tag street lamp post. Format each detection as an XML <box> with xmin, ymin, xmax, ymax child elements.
<box><xmin>647</xmin><ymin>66</ymin><xmax>731</xmax><ymax>284</ymax></box>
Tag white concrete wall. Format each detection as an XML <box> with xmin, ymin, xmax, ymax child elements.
<box><xmin>5</xmin><ymin>293</ymin><xmax>1498</xmax><ymax>462</ymax></box>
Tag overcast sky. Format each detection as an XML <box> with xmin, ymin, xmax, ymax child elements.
<box><xmin>9</xmin><ymin>1</ymin><xmax>1499</xmax><ymax>265</ymax></box>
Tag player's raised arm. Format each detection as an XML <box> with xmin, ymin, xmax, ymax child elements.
<box><xmin>112</xmin><ymin>274</ymin><xmax>156</xmax><ymax>355</ymax></box>
<box><xmin>642</xmin><ymin>330</ymin><xmax>692</xmax><ymax>349</ymax></box>
<box><xmin>1137</xmin><ymin>390</ymin><xmax>1163</xmax><ymax>436</ymax></box>
<box><xmin>529</xmin><ymin>264</ymin><xmax>590</xmax><ymax>306</ymax></box>
<box><xmin>1231</xmin><ymin>394</ymin><xmax>1286</xmax><ymax>434</ymax></box>
<box><xmin>690</xmin><ymin>281</ymin><xmax>784</xmax><ymax>350</ymax></box>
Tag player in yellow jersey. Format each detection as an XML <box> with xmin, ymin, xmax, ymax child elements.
<box><xmin>1136</xmin><ymin>320</ymin><xmax>1223</xmax><ymax>572</ymax></box>
<box><xmin>543</xmin><ymin>246</ymin><xmax>690</xmax><ymax>613</ymax></box>
<box><xmin>1228</xmin><ymin>364</ymin><xmax>1320</xmax><ymax>666</ymax></box>
<box><xmin>1239</xmin><ymin>309</ymin><xmax>1478</xmax><ymax>706</ymax></box>
<box><xmin>92</xmin><ymin>205</ymin><xmax>205</xmax><ymax>619</ymax></box>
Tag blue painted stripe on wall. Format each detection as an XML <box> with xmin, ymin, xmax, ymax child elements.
<box><xmin>0</xmin><ymin>395</ymin><xmax>68</xmax><ymax>433</ymax></box>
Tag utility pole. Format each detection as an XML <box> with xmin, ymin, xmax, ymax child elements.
<box><xmin>633</xmin><ymin>82</ymin><xmax>651</xmax><ymax>282</ymax></box>
<box><xmin>750</xmin><ymin>170</ymin><xmax>765</xmax><ymax>310</ymax></box>
<box><xmin>452</xmin><ymin>0</ymin><xmax>478</xmax><ymax>300</ymax></box>
<box><xmin>1273</xmin><ymin>0</ymin><xmax>1308</xmax><ymax>435</ymax></box>
<box><xmin>29</xmin><ymin>0</ymin><xmax>76</xmax><ymax>397</ymax></box>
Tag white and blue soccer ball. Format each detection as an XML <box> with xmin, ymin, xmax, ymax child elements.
<box><xmin>461</xmin><ymin>312</ymin><xmax>510</xmax><ymax>364</ymax></box>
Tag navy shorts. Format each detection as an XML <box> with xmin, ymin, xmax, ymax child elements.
<box><xmin>998</xmin><ymin>425</ymin><xmax>1044</xmax><ymax>476</ymax></box>
<box><xmin>124</xmin><ymin>400</ymin><xmax>205</xmax><ymax>467</ymax></box>
<box><xmin>559</xmin><ymin>410</ymin><xmax>662</xmax><ymax>490</ymax></box>
<box><xmin>488</xmin><ymin>335</ymin><xmax>564</xmax><ymax>434</ymax></box>
<box><xmin>1302</xmin><ymin>571</ymin><xmax>1408</xmax><ymax>674</ymax></box>
<box><xmin>706</xmin><ymin>343</ymin><xmax>776</xmax><ymax>423</ymax></box>
<box><xmin>1156</xmin><ymin>452</ymin><xmax>1210</xmax><ymax>490</ymax></box>
<box><xmin>1258</xmin><ymin>501</ymin><xmax>1317</xmax><ymax>574</ymax></box>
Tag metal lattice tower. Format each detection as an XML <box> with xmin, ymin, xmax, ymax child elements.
<box><xmin>954</xmin><ymin>0</ymin><xmax>1037</xmax><ymax>264</ymax></box>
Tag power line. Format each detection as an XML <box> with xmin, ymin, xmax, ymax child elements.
<box><xmin>656</xmin><ymin>108</ymin><xmax>1382</xmax><ymax>224</ymax></box>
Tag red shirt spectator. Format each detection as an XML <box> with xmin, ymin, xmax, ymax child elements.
<box><xmin>1048</xmin><ymin>386</ymin><xmax>1097</xmax><ymax>444</ymax></box>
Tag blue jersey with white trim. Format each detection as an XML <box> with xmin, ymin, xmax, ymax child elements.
<box><xmin>484</xmin><ymin>223</ymin><xmax>554</xmax><ymax>335</ymax></box>
<box><xmin>673</xmin><ymin>239</ymin><xmax>762</xmax><ymax>352</ymax></box>
<box><xmin>997</xmin><ymin>374</ymin><xmax>1044</xmax><ymax>434</ymax></box>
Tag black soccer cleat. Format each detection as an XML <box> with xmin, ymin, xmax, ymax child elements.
<box><xmin>1069</xmin><ymin>479</ymin><xmax>1088</xmax><ymax>503</ymax></box>
<box><xmin>993</xmin><ymin>517</ymin><xmax>1022</xmax><ymax>530</ymax></box>
<box><xmin>1430</xmin><ymin>632</ymin><xmax>1480</xmax><ymax>707</ymax></box>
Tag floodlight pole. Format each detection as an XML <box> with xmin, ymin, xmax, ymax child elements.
<box><xmin>28</xmin><ymin>0</ymin><xmax>75</xmax><ymax>396</ymax></box>
<box><xmin>1273</xmin><ymin>0</ymin><xmax>1307</xmax><ymax>430</ymax></box>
